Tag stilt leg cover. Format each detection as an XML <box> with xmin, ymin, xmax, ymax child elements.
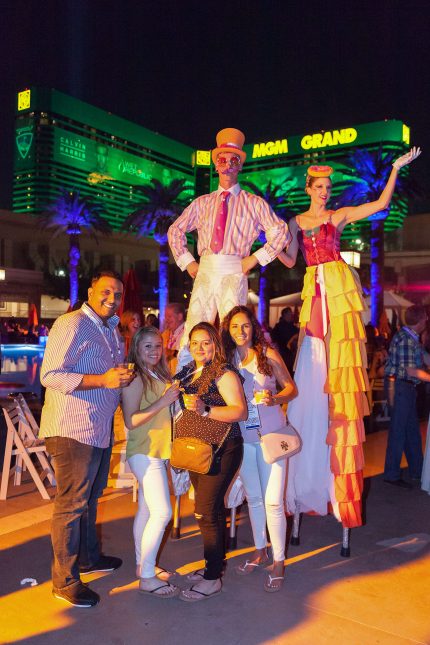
<box><xmin>300</xmin><ymin>261</ymin><xmax>367</xmax><ymax>529</ymax></box>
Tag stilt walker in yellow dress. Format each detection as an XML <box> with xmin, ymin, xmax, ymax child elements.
<box><xmin>278</xmin><ymin>147</ymin><xmax>421</xmax><ymax>555</ymax></box>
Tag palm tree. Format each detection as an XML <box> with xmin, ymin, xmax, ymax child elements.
<box><xmin>124</xmin><ymin>178</ymin><xmax>190</xmax><ymax>324</ymax></box>
<box><xmin>241</xmin><ymin>180</ymin><xmax>294</xmax><ymax>325</ymax></box>
<box><xmin>335</xmin><ymin>147</ymin><xmax>420</xmax><ymax>327</ymax></box>
<box><xmin>39</xmin><ymin>189</ymin><xmax>111</xmax><ymax>306</ymax></box>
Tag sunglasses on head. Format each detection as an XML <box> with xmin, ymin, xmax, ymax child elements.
<box><xmin>216</xmin><ymin>155</ymin><xmax>241</xmax><ymax>167</ymax></box>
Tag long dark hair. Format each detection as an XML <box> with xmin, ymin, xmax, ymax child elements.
<box><xmin>221</xmin><ymin>305</ymin><xmax>273</xmax><ymax>376</ymax></box>
<box><xmin>128</xmin><ymin>326</ymin><xmax>171</xmax><ymax>392</ymax></box>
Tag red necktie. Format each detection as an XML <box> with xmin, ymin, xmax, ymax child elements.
<box><xmin>210</xmin><ymin>191</ymin><xmax>230</xmax><ymax>253</ymax></box>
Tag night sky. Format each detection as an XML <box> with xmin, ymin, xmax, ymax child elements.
<box><xmin>1</xmin><ymin>0</ymin><xmax>429</xmax><ymax>210</ymax></box>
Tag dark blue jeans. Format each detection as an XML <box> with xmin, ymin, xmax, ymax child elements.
<box><xmin>384</xmin><ymin>379</ymin><xmax>423</xmax><ymax>481</ymax></box>
<box><xmin>189</xmin><ymin>437</ymin><xmax>243</xmax><ymax>580</ymax></box>
<box><xmin>45</xmin><ymin>436</ymin><xmax>112</xmax><ymax>590</ymax></box>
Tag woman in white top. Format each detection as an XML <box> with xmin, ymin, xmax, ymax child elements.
<box><xmin>221</xmin><ymin>306</ymin><xmax>297</xmax><ymax>592</ymax></box>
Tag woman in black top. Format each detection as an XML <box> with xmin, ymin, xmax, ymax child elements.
<box><xmin>175</xmin><ymin>322</ymin><xmax>247</xmax><ymax>602</ymax></box>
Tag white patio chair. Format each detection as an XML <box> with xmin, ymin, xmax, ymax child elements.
<box><xmin>1</xmin><ymin>401</ymin><xmax>55</xmax><ymax>500</ymax></box>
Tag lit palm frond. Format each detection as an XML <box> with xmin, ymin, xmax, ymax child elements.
<box><xmin>124</xmin><ymin>178</ymin><xmax>191</xmax><ymax>323</ymax></box>
<box><xmin>335</xmin><ymin>147</ymin><xmax>421</xmax><ymax>214</ymax></box>
<box><xmin>39</xmin><ymin>189</ymin><xmax>111</xmax><ymax>239</ymax></box>
<box><xmin>38</xmin><ymin>188</ymin><xmax>112</xmax><ymax>307</ymax></box>
<box><xmin>124</xmin><ymin>178</ymin><xmax>189</xmax><ymax>243</ymax></box>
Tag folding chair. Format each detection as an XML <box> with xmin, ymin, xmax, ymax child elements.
<box><xmin>15</xmin><ymin>393</ymin><xmax>42</xmax><ymax>439</ymax></box>
<box><xmin>11</xmin><ymin>395</ymin><xmax>47</xmax><ymax>488</ymax></box>
<box><xmin>368</xmin><ymin>377</ymin><xmax>390</xmax><ymax>422</ymax></box>
<box><xmin>1</xmin><ymin>402</ymin><xmax>55</xmax><ymax>500</ymax></box>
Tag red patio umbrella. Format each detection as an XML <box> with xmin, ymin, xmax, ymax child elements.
<box><xmin>118</xmin><ymin>268</ymin><xmax>143</xmax><ymax>320</ymax></box>
<box><xmin>28</xmin><ymin>303</ymin><xmax>39</xmax><ymax>328</ymax></box>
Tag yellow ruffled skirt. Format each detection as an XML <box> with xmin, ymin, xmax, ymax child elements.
<box><xmin>299</xmin><ymin>261</ymin><xmax>369</xmax><ymax>528</ymax></box>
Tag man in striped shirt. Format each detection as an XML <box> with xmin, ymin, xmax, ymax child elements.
<box><xmin>168</xmin><ymin>128</ymin><xmax>291</xmax><ymax>365</ymax></box>
<box><xmin>384</xmin><ymin>304</ymin><xmax>430</xmax><ymax>488</ymax></box>
<box><xmin>40</xmin><ymin>271</ymin><xmax>135</xmax><ymax>607</ymax></box>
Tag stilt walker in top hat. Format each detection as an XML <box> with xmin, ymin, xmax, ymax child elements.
<box><xmin>168</xmin><ymin>128</ymin><xmax>291</xmax><ymax>366</ymax></box>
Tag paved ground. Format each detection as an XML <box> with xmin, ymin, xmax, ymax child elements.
<box><xmin>1</xmin><ymin>425</ymin><xmax>430</xmax><ymax>645</ymax></box>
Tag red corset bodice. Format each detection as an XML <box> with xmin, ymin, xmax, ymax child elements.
<box><xmin>298</xmin><ymin>220</ymin><xmax>343</xmax><ymax>266</ymax></box>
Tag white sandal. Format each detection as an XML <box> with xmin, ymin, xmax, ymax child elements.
<box><xmin>235</xmin><ymin>559</ymin><xmax>266</xmax><ymax>576</ymax></box>
<box><xmin>264</xmin><ymin>574</ymin><xmax>284</xmax><ymax>593</ymax></box>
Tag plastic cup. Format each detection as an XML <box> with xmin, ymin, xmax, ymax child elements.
<box><xmin>118</xmin><ymin>362</ymin><xmax>135</xmax><ymax>371</ymax></box>
<box><xmin>183</xmin><ymin>393</ymin><xmax>198</xmax><ymax>410</ymax></box>
<box><xmin>254</xmin><ymin>389</ymin><xmax>270</xmax><ymax>404</ymax></box>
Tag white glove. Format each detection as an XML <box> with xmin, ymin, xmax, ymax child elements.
<box><xmin>393</xmin><ymin>146</ymin><xmax>421</xmax><ymax>170</ymax></box>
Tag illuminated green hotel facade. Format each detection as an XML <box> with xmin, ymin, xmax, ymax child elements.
<box><xmin>14</xmin><ymin>88</ymin><xmax>410</xmax><ymax>241</ymax></box>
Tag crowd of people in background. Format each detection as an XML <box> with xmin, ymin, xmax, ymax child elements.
<box><xmin>0</xmin><ymin>319</ymin><xmax>49</xmax><ymax>344</ymax></box>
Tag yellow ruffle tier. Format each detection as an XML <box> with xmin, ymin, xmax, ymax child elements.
<box><xmin>299</xmin><ymin>261</ymin><xmax>368</xmax><ymax>528</ymax></box>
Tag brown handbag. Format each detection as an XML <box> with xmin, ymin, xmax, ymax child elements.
<box><xmin>170</xmin><ymin>368</ymin><xmax>232</xmax><ymax>474</ymax></box>
<box><xmin>170</xmin><ymin>409</ymin><xmax>231</xmax><ymax>474</ymax></box>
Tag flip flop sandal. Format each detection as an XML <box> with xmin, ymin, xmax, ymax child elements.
<box><xmin>179</xmin><ymin>583</ymin><xmax>222</xmax><ymax>603</ymax></box>
<box><xmin>264</xmin><ymin>575</ymin><xmax>284</xmax><ymax>593</ymax></box>
<box><xmin>185</xmin><ymin>569</ymin><xmax>205</xmax><ymax>581</ymax></box>
<box><xmin>235</xmin><ymin>559</ymin><xmax>268</xmax><ymax>576</ymax></box>
<box><xmin>156</xmin><ymin>566</ymin><xmax>177</xmax><ymax>581</ymax></box>
<box><xmin>138</xmin><ymin>581</ymin><xmax>180</xmax><ymax>599</ymax></box>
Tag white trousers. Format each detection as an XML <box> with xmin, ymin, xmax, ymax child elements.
<box><xmin>239</xmin><ymin>442</ymin><xmax>287</xmax><ymax>562</ymax></box>
<box><xmin>286</xmin><ymin>335</ymin><xmax>339</xmax><ymax>519</ymax></box>
<box><xmin>178</xmin><ymin>255</ymin><xmax>248</xmax><ymax>366</ymax></box>
<box><xmin>127</xmin><ymin>454</ymin><xmax>172</xmax><ymax>578</ymax></box>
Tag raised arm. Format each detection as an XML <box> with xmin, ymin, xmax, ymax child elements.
<box><xmin>122</xmin><ymin>376</ymin><xmax>180</xmax><ymax>429</ymax></box>
<box><xmin>334</xmin><ymin>147</ymin><xmax>421</xmax><ymax>229</ymax></box>
<box><xmin>277</xmin><ymin>217</ymin><xmax>299</xmax><ymax>268</ymax></box>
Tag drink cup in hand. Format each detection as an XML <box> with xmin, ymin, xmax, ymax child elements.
<box><xmin>183</xmin><ymin>393</ymin><xmax>198</xmax><ymax>410</ymax></box>
<box><xmin>118</xmin><ymin>362</ymin><xmax>135</xmax><ymax>373</ymax></box>
<box><xmin>254</xmin><ymin>389</ymin><xmax>271</xmax><ymax>405</ymax></box>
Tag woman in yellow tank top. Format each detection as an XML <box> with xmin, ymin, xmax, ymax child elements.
<box><xmin>122</xmin><ymin>326</ymin><xmax>181</xmax><ymax>598</ymax></box>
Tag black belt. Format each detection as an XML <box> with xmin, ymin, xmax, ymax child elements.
<box><xmin>396</xmin><ymin>378</ymin><xmax>418</xmax><ymax>387</ymax></box>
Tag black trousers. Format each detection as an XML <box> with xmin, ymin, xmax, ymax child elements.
<box><xmin>189</xmin><ymin>437</ymin><xmax>243</xmax><ymax>580</ymax></box>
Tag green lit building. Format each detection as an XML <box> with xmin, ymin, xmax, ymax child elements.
<box><xmin>13</xmin><ymin>87</ymin><xmax>196</xmax><ymax>230</ymax></box>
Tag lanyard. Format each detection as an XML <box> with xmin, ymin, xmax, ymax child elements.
<box><xmin>143</xmin><ymin>367</ymin><xmax>166</xmax><ymax>382</ymax></box>
<box><xmin>83</xmin><ymin>304</ymin><xmax>122</xmax><ymax>366</ymax></box>
<box><xmin>98</xmin><ymin>326</ymin><xmax>122</xmax><ymax>366</ymax></box>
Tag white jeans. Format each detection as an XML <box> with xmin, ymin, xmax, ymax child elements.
<box><xmin>239</xmin><ymin>442</ymin><xmax>287</xmax><ymax>562</ymax></box>
<box><xmin>127</xmin><ymin>454</ymin><xmax>172</xmax><ymax>578</ymax></box>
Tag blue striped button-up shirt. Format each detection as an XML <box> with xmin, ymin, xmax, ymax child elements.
<box><xmin>39</xmin><ymin>303</ymin><xmax>124</xmax><ymax>448</ymax></box>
